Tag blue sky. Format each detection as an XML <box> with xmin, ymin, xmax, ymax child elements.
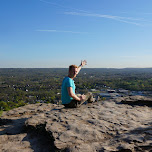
<box><xmin>0</xmin><ymin>0</ymin><xmax>152</xmax><ymax>68</ymax></box>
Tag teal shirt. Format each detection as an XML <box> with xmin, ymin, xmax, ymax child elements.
<box><xmin>61</xmin><ymin>77</ymin><xmax>76</xmax><ymax>104</ymax></box>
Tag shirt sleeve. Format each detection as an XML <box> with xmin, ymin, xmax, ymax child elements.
<box><xmin>66</xmin><ymin>78</ymin><xmax>73</xmax><ymax>88</ymax></box>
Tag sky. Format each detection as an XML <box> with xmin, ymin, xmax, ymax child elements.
<box><xmin>0</xmin><ymin>0</ymin><xmax>152</xmax><ymax>68</ymax></box>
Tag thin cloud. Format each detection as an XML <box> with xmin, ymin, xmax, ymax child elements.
<box><xmin>121</xmin><ymin>11</ymin><xmax>152</xmax><ymax>16</ymax></box>
<box><xmin>65</xmin><ymin>12</ymin><xmax>141</xmax><ymax>21</ymax></box>
<box><xmin>40</xmin><ymin>0</ymin><xmax>88</xmax><ymax>13</ymax></box>
<box><xmin>40</xmin><ymin>0</ymin><xmax>152</xmax><ymax>26</ymax></box>
<box><xmin>36</xmin><ymin>30</ymin><xmax>56</xmax><ymax>32</ymax></box>
<box><xmin>36</xmin><ymin>29</ymin><xmax>87</xmax><ymax>34</ymax></box>
<box><xmin>65</xmin><ymin>12</ymin><xmax>144</xmax><ymax>26</ymax></box>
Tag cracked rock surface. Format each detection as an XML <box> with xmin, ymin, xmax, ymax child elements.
<box><xmin>0</xmin><ymin>96</ymin><xmax>152</xmax><ymax>152</ymax></box>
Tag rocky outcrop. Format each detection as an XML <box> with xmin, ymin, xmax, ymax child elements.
<box><xmin>0</xmin><ymin>96</ymin><xmax>152</xmax><ymax>152</ymax></box>
<box><xmin>116</xmin><ymin>95</ymin><xmax>152</xmax><ymax>106</ymax></box>
<box><xmin>0</xmin><ymin>103</ymin><xmax>58</xmax><ymax>152</ymax></box>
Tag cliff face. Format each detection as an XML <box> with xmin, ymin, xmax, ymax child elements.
<box><xmin>0</xmin><ymin>96</ymin><xmax>152</xmax><ymax>152</ymax></box>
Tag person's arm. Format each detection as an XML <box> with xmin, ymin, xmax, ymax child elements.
<box><xmin>77</xmin><ymin>60</ymin><xmax>87</xmax><ymax>75</ymax></box>
<box><xmin>67</xmin><ymin>87</ymin><xmax>85</xmax><ymax>101</ymax></box>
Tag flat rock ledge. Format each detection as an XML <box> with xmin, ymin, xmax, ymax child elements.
<box><xmin>116</xmin><ymin>95</ymin><xmax>152</xmax><ymax>106</ymax></box>
<box><xmin>0</xmin><ymin>96</ymin><xmax>152</xmax><ymax>152</ymax></box>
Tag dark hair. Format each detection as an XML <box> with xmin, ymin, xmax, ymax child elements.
<box><xmin>69</xmin><ymin>65</ymin><xmax>78</xmax><ymax>71</ymax></box>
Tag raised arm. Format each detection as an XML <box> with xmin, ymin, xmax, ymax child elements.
<box><xmin>77</xmin><ymin>60</ymin><xmax>87</xmax><ymax>75</ymax></box>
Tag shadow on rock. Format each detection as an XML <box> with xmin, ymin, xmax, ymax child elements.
<box><xmin>23</xmin><ymin>124</ymin><xmax>57</xmax><ymax>152</ymax></box>
<box><xmin>0</xmin><ymin>118</ymin><xmax>27</xmax><ymax>135</ymax></box>
<box><xmin>0</xmin><ymin>118</ymin><xmax>12</xmax><ymax>126</ymax></box>
<box><xmin>0</xmin><ymin>117</ymin><xmax>57</xmax><ymax>152</ymax></box>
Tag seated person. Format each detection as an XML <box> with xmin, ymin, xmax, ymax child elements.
<box><xmin>61</xmin><ymin>60</ymin><xmax>94</xmax><ymax>108</ymax></box>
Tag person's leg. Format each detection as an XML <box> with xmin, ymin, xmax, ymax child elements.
<box><xmin>84</xmin><ymin>92</ymin><xmax>94</xmax><ymax>103</ymax></box>
<box><xmin>77</xmin><ymin>92</ymin><xmax>95</xmax><ymax>107</ymax></box>
<box><xmin>64</xmin><ymin>92</ymin><xmax>94</xmax><ymax>108</ymax></box>
<box><xmin>63</xmin><ymin>100</ymin><xmax>79</xmax><ymax>108</ymax></box>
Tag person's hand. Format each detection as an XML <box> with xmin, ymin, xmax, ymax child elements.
<box><xmin>81</xmin><ymin>60</ymin><xmax>87</xmax><ymax>67</ymax></box>
<box><xmin>80</xmin><ymin>94</ymin><xmax>86</xmax><ymax>101</ymax></box>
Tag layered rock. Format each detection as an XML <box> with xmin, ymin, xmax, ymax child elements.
<box><xmin>116</xmin><ymin>95</ymin><xmax>152</xmax><ymax>106</ymax></box>
<box><xmin>0</xmin><ymin>96</ymin><xmax>152</xmax><ymax>152</ymax></box>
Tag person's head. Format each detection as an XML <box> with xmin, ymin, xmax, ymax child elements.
<box><xmin>68</xmin><ymin>65</ymin><xmax>78</xmax><ymax>79</ymax></box>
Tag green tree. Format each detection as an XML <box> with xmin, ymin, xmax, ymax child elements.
<box><xmin>0</xmin><ymin>101</ymin><xmax>9</xmax><ymax>111</ymax></box>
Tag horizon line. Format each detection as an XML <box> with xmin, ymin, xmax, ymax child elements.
<box><xmin>0</xmin><ymin>67</ymin><xmax>152</xmax><ymax>69</ymax></box>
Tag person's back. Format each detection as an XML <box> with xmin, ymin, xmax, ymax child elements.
<box><xmin>61</xmin><ymin>76</ymin><xmax>75</xmax><ymax>104</ymax></box>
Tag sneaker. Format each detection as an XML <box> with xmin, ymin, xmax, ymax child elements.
<box><xmin>88</xmin><ymin>96</ymin><xmax>95</xmax><ymax>103</ymax></box>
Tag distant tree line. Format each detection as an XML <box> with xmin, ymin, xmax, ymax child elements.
<box><xmin>0</xmin><ymin>68</ymin><xmax>152</xmax><ymax>112</ymax></box>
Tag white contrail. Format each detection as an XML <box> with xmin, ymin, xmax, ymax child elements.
<box><xmin>40</xmin><ymin>0</ymin><xmax>152</xmax><ymax>26</ymax></box>
<box><xmin>36</xmin><ymin>29</ymin><xmax>88</xmax><ymax>34</ymax></box>
<box><xmin>40</xmin><ymin>0</ymin><xmax>89</xmax><ymax>13</ymax></box>
<box><xmin>65</xmin><ymin>12</ymin><xmax>143</xmax><ymax>26</ymax></box>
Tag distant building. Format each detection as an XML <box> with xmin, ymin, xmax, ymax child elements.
<box><xmin>118</xmin><ymin>89</ymin><xmax>129</xmax><ymax>95</ymax></box>
<box><xmin>107</xmin><ymin>89</ymin><xmax>116</xmax><ymax>93</ymax></box>
<box><xmin>90</xmin><ymin>89</ymin><xmax>97</xmax><ymax>92</ymax></box>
